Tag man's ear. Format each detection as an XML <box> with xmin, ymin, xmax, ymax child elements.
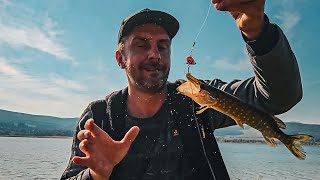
<box><xmin>115</xmin><ymin>51</ymin><xmax>126</xmax><ymax>69</ymax></box>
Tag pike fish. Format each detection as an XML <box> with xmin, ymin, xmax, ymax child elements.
<box><xmin>176</xmin><ymin>73</ymin><xmax>313</xmax><ymax>160</ymax></box>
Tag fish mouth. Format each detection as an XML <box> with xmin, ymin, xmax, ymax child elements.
<box><xmin>186</xmin><ymin>73</ymin><xmax>201</xmax><ymax>89</ymax></box>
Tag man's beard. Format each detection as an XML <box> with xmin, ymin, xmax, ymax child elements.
<box><xmin>126</xmin><ymin>61</ymin><xmax>169</xmax><ymax>93</ymax></box>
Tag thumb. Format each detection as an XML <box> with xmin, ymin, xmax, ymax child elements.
<box><xmin>121</xmin><ymin>126</ymin><xmax>140</xmax><ymax>146</ymax></box>
<box><xmin>73</xmin><ymin>156</ymin><xmax>90</xmax><ymax>167</ymax></box>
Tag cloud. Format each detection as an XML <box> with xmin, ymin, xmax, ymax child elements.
<box><xmin>208</xmin><ymin>48</ymin><xmax>251</xmax><ymax>72</ymax></box>
<box><xmin>0</xmin><ymin>57</ymin><xmax>30</xmax><ymax>80</ymax></box>
<box><xmin>273</xmin><ymin>0</ymin><xmax>302</xmax><ymax>38</ymax></box>
<box><xmin>49</xmin><ymin>74</ymin><xmax>87</xmax><ymax>92</ymax></box>
<box><xmin>0</xmin><ymin>57</ymin><xmax>90</xmax><ymax>117</ymax></box>
<box><xmin>0</xmin><ymin>0</ymin><xmax>10</xmax><ymax>8</ymax></box>
<box><xmin>211</xmin><ymin>58</ymin><xmax>251</xmax><ymax>71</ymax></box>
<box><xmin>274</xmin><ymin>11</ymin><xmax>301</xmax><ymax>35</ymax></box>
<box><xmin>0</xmin><ymin>1</ymin><xmax>74</xmax><ymax>63</ymax></box>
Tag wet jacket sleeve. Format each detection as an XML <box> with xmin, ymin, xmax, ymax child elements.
<box><xmin>208</xmin><ymin>20</ymin><xmax>302</xmax><ymax>130</ymax></box>
<box><xmin>60</xmin><ymin>108</ymin><xmax>94</xmax><ymax>180</ymax></box>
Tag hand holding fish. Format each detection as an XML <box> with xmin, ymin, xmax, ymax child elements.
<box><xmin>211</xmin><ymin>0</ymin><xmax>266</xmax><ymax>40</ymax></box>
<box><xmin>73</xmin><ymin>119</ymin><xmax>140</xmax><ymax>180</ymax></box>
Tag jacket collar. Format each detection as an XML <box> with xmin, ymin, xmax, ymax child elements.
<box><xmin>103</xmin><ymin>82</ymin><xmax>181</xmax><ymax>136</ymax></box>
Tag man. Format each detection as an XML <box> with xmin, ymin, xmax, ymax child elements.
<box><xmin>61</xmin><ymin>0</ymin><xmax>302</xmax><ymax>179</ymax></box>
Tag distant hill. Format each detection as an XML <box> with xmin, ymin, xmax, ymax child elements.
<box><xmin>215</xmin><ymin>122</ymin><xmax>320</xmax><ymax>142</ymax></box>
<box><xmin>0</xmin><ymin>109</ymin><xmax>78</xmax><ymax>137</ymax></box>
<box><xmin>0</xmin><ymin>108</ymin><xmax>319</xmax><ymax>142</ymax></box>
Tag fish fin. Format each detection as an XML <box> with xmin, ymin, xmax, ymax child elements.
<box><xmin>234</xmin><ymin>119</ymin><xmax>244</xmax><ymax>129</ymax></box>
<box><xmin>196</xmin><ymin>106</ymin><xmax>209</xmax><ymax>114</ymax></box>
<box><xmin>272</xmin><ymin>116</ymin><xmax>286</xmax><ymax>129</ymax></box>
<box><xmin>284</xmin><ymin>134</ymin><xmax>313</xmax><ymax>160</ymax></box>
<box><xmin>263</xmin><ymin>135</ymin><xmax>277</xmax><ymax>147</ymax></box>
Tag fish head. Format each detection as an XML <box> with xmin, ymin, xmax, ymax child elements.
<box><xmin>176</xmin><ymin>73</ymin><xmax>202</xmax><ymax>96</ymax></box>
<box><xmin>176</xmin><ymin>73</ymin><xmax>220</xmax><ymax>108</ymax></box>
<box><xmin>186</xmin><ymin>72</ymin><xmax>202</xmax><ymax>88</ymax></box>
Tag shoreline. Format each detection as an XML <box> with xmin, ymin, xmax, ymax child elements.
<box><xmin>1</xmin><ymin>135</ymin><xmax>319</xmax><ymax>146</ymax></box>
<box><xmin>217</xmin><ymin>141</ymin><xmax>320</xmax><ymax>146</ymax></box>
<box><xmin>216</xmin><ymin>137</ymin><xmax>320</xmax><ymax>146</ymax></box>
<box><xmin>0</xmin><ymin>135</ymin><xmax>72</xmax><ymax>139</ymax></box>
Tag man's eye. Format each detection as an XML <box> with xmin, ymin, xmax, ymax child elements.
<box><xmin>137</xmin><ymin>44</ymin><xmax>146</xmax><ymax>48</ymax></box>
<box><xmin>159</xmin><ymin>46</ymin><xmax>168</xmax><ymax>50</ymax></box>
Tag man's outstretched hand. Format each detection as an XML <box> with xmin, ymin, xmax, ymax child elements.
<box><xmin>73</xmin><ymin>119</ymin><xmax>140</xmax><ymax>180</ymax></box>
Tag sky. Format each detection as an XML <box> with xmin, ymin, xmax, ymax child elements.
<box><xmin>0</xmin><ymin>0</ymin><xmax>319</xmax><ymax>125</ymax></box>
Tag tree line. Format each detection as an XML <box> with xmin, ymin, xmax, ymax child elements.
<box><xmin>0</xmin><ymin>122</ymin><xmax>74</xmax><ymax>137</ymax></box>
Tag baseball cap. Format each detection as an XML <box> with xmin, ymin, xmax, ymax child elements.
<box><xmin>118</xmin><ymin>8</ymin><xmax>180</xmax><ymax>43</ymax></box>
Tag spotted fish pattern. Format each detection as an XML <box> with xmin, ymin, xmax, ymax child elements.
<box><xmin>176</xmin><ymin>73</ymin><xmax>313</xmax><ymax>160</ymax></box>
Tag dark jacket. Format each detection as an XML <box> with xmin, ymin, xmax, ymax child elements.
<box><xmin>61</xmin><ymin>23</ymin><xmax>302</xmax><ymax>180</ymax></box>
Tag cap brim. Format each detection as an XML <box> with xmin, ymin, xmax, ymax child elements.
<box><xmin>119</xmin><ymin>10</ymin><xmax>179</xmax><ymax>42</ymax></box>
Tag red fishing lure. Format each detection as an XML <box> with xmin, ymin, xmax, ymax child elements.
<box><xmin>186</xmin><ymin>56</ymin><xmax>196</xmax><ymax>65</ymax></box>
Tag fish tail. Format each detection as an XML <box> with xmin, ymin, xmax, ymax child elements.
<box><xmin>284</xmin><ymin>134</ymin><xmax>313</xmax><ymax>160</ymax></box>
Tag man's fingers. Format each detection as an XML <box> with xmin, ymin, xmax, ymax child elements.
<box><xmin>77</xmin><ymin>130</ymin><xmax>93</xmax><ymax>141</ymax></box>
<box><xmin>224</xmin><ymin>3</ymin><xmax>264</xmax><ymax>16</ymax></box>
<box><xmin>211</xmin><ymin>0</ymin><xmax>222</xmax><ymax>4</ymax></box>
<box><xmin>121</xmin><ymin>126</ymin><xmax>140</xmax><ymax>146</ymax></box>
<box><xmin>73</xmin><ymin>156</ymin><xmax>90</xmax><ymax>167</ymax></box>
<box><xmin>84</xmin><ymin>119</ymin><xmax>108</xmax><ymax>138</ymax></box>
<box><xmin>213</xmin><ymin>0</ymin><xmax>260</xmax><ymax>12</ymax></box>
<box><xmin>84</xmin><ymin>119</ymin><xmax>95</xmax><ymax>131</ymax></box>
<box><xmin>79</xmin><ymin>139</ymin><xmax>93</xmax><ymax>153</ymax></box>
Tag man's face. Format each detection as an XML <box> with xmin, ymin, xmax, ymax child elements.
<box><xmin>117</xmin><ymin>24</ymin><xmax>171</xmax><ymax>93</ymax></box>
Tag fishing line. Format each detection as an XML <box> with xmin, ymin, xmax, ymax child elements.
<box><xmin>190</xmin><ymin>2</ymin><xmax>212</xmax><ymax>57</ymax></box>
<box><xmin>185</xmin><ymin>4</ymin><xmax>216</xmax><ymax>179</ymax></box>
<box><xmin>192</xmin><ymin>101</ymin><xmax>217</xmax><ymax>180</ymax></box>
<box><xmin>187</xmin><ymin>2</ymin><xmax>212</xmax><ymax>73</ymax></box>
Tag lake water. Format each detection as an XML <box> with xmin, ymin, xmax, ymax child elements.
<box><xmin>0</xmin><ymin>137</ymin><xmax>319</xmax><ymax>180</ymax></box>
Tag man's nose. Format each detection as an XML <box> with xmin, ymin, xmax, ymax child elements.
<box><xmin>148</xmin><ymin>46</ymin><xmax>161</xmax><ymax>61</ymax></box>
